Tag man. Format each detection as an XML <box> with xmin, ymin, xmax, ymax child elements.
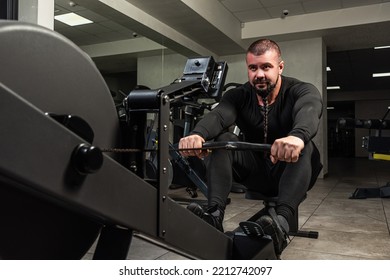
<box><xmin>179</xmin><ymin>39</ymin><xmax>323</xmax><ymax>256</ymax></box>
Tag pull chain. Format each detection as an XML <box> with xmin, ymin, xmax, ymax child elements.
<box><xmin>262</xmin><ymin>96</ymin><xmax>269</xmax><ymax>158</ymax></box>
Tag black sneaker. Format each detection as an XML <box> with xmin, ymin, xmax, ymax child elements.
<box><xmin>256</xmin><ymin>215</ymin><xmax>288</xmax><ymax>257</ymax></box>
<box><xmin>187</xmin><ymin>202</ymin><xmax>224</xmax><ymax>232</ymax></box>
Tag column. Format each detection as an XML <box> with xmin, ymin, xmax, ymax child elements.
<box><xmin>18</xmin><ymin>0</ymin><xmax>54</xmax><ymax>30</ymax></box>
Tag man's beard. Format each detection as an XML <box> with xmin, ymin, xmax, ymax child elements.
<box><xmin>254</xmin><ymin>75</ymin><xmax>279</xmax><ymax>98</ymax></box>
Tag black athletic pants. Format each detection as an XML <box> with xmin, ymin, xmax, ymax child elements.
<box><xmin>206</xmin><ymin>132</ymin><xmax>322</xmax><ymax>216</ymax></box>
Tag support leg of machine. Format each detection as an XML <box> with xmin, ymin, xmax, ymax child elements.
<box><xmin>93</xmin><ymin>226</ymin><xmax>133</xmax><ymax>260</ymax></box>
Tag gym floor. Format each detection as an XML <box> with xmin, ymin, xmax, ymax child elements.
<box><xmin>83</xmin><ymin>157</ymin><xmax>390</xmax><ymax>260</ymax></box>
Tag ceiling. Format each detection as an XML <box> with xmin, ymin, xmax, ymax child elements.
<box><xmin>53</xmin><ymin>0</ymin><xmax>390</xmax><ymax>92</ymax></box>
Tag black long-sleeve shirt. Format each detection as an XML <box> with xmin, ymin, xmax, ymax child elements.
<box><xmin>192</xmin><ymin>76</ymin><xmax>323</xmax><ymax>145</ymax></box>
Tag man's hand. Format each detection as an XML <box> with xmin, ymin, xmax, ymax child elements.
<box><xmin>270</xmin><ymin>135</ymin><xmax>304</xmax><ymax>164</ymax></box>
<box><xmin>178</xmin><ymin>134</ymin><xmax>208</xmax><ymax>158</ymax></box>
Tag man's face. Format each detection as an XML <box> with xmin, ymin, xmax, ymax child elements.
<box><xmin>246</xmin><ymin>49</ymin><xmax>284</xmax><ymax>97</ymax></box>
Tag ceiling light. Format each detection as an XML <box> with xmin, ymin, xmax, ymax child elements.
<box><xmin>327</xmin><ymin>86</ymin><xmax>340</xmax><ymax>90</ymax></box>
<box><xmin>326</xmin><ymin>67</ymin><xmax>331</xmax><ymax>71</ymax></box>
<box><xmin>372</xmin><ymin>72</ymin><xmax>390</xmax><ymax>78</ymax></box>
<box><xmin>327</xmin><ymin>107</ymin><xmax>335</xmax><ymax>110</ymax></box>
<box><xmin>54</xmin><ymin>12</ymin><xmax>93</xmax><ymax>26</ymax></box>
<box><xmin>374</xmin><ymin>46</ymin><xmax>390</xmax><ymax>50</ymax></box>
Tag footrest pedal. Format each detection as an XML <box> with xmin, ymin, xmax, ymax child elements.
<box><xmin>239</xmin><ymin>221</ymin><xmax>264</xmax><ymax>237</ymax></box>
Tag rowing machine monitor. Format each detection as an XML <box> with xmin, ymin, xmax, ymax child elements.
<box><xmin>180</xmin><ymin>56</ymin><xmax>228</xmax><ymax>101</ymax></box>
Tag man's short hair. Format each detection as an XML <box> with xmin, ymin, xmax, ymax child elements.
<box><xmin>247</xmin><ymin>39</ymin><xmax>282</xmax><ymax>60</ymax></box>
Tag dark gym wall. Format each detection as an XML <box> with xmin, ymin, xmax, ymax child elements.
<box><xmin>0</xmin><ymin>0</ymin><xmax>18</xmax><ymax>20</ymax></box>
<box><xmin>101</xmin><ymin>71</ymin><xmax>137</xmax><ymax>105</ymax></box>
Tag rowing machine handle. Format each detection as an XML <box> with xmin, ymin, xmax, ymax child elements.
<box><xmin>202</xmin><ymin>141</ymin><xmax>271</xmax><ymax>152</ymax></box>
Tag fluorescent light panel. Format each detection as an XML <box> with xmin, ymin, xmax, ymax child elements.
<box><xmin>374</xmin><ymin>45</ymin><xmax>390</xmax><ymax>49</ymax></box>
<box><xmin>373</xmin><ymin>72</ymin><xmax>390</xmax><ymax>78</ymax></box>
<box><xmin>54</xmin><ymin>12</ymin><xmax>93</xmax><ymax>26</ymax></box>
<box><xmin>326</xmin><ymin>67</ymin><xmax>331</xmax><ymax>71</ymax></box>
<box><xmin>327</xmin><ymin>86</ymin><xmax>340</xmax><ymax>90</ymax></box>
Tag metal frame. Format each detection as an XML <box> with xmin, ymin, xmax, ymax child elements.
<box><xmin>0</xmin><ymin>82</ymin><xmax>233</xmax><ymax>259</ymax></box>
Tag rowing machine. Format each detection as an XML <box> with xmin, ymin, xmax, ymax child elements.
<box><xmin>0</xmin><ymin>21</ymin><xmax>277</xmax><ymax>260</ymax></box>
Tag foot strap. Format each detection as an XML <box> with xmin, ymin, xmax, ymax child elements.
<box><xmin>239</xmin><ymin>221</ymin><xmax>264</xmax><ymax>237</ymax></box>
<box><xmin>267</xmin><ymin>207</ymin><xmax>289</xmax><ymax>240</ymax></box>
<box><xmin>239</xmin><ymin>208</ymin><xmax>289</xmax><ymax>240</ymax></box>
